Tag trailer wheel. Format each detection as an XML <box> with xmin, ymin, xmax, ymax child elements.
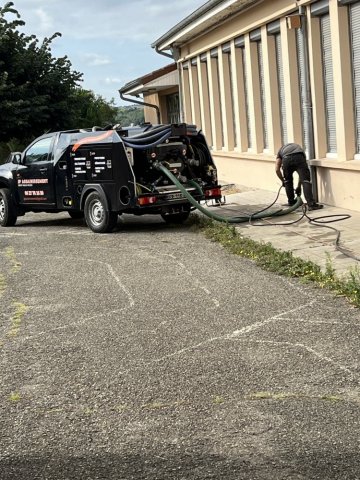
<box><xmin>0</xmin><ymin>188</ymin><xmax>17</xmax><ymax>227</ymax></box>
<box><xmin>161</xmin><ymin>210</ymin><xmax>190</xmax><ymax>224</ymax></box>
<box><xmin>84</xmin><ymin>192</ymin><xmax>117</xmax><ymax>233</ymax></box>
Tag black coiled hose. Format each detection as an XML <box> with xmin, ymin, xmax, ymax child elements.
<box><xmin>122</xmin><ymin>130</ymin><xmax>172</xmax><ymax>149</ymax></box>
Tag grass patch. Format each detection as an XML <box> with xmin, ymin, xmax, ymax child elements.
<box><xmin>4</xmin><ymin>246</ymin><xmax>21</xmax><ymax>273</ymax></box>
<box><xmin>141</xmin><ymin>400</ymin><xmax>187</xmax><ymax>410</ymax></box>
<box><xmin>9</xmin><ymin>392</ymin><xmax>21</xmax><ymax>402</ymax></box>
<box><xmin>7</xmin><ymin>302</ymin><xmax>28</xmax><ymax>337</ymax></box>
<box><xmin>247</xmin><ymin>391</ymin><xmax>298</xmax><ymax>400</ymax></box>
<box><xmin>0</xmin><ymin>273</ymin><xmax>6</xmax><ymax>297</ymax></box>
<box><xmin>213</xmin><ymin>395</ymin><xmax>225</xmax><ymax>404</ymax></box>
<box><xmin>247</xmin><ymin>391</ymin><xmax>343</xmax><ymax>402</ymax></box>
<box><xmin>196</xmin><ymin>218</ymin><xmax>360</xmax><ymax>307</ymax></box>
<box><xmin>320</xmin><ymin>394</ymin><xmax>342</xmax><ymax>402</ymax></box>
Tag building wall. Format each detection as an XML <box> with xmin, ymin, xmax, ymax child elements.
<box><xmin>143</xmin><ymin>93</ymin><xmax>160</xmax><ymax>124</ymax></box>
<box><xmin>144</xmin><ymin>86</ymin><xmax>179</xmax><ymax>124</ymax></box>
<box><xmin>176</xmin><ymin>0</ymin><xmax>360</xmax><ymax>212</ymax></box>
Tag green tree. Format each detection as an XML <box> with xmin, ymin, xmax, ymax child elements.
<box><xmin>70</xmin><ymin>89</ymin><xmax>118</xmax><ymax>129</ymax></box>
<box><xmin>0</xmin><ymin>2</ymin><xmax>83</xmax><ymax>142</ymax></box>
<box><xmin>116</xmin><ymin>105</ymin><xmax>144</xmax><ymax>126</ymax></box>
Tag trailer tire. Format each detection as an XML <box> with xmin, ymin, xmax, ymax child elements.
<box><xmin>84</xmin><ymin>192</ymin><xmax>117</xmax><ymax>233</ymax></box>
<box><xmin>161</xmin><ymin>210</ymin><xmax>190</xmax><ymax>224</ymax></box>
<box><xmin>0</xmin><ymin>188</ymin><xmax>18</xmax><ymax>227</ymax></box>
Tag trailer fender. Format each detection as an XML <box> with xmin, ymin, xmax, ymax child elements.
<box><xmin>80</xmin><ymin>184</ymin><xmax>110</xmax><ymax>212</ymax></box>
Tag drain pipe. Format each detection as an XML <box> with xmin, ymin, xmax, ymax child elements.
<box><xmin>154</xmin><ymin>45</ymin><xmax>173</xmax><ymax>59</ymax></box>
<box><xmin>170</xmin><ymin>46</ymin><xmax>185</xmax><ymax>123</ymax></box>
<box><xmin>119</xmin><ymin>90</ymin><xmax>161</xmax><ymax>125</ymax></box>
<box><xmin>298</xmin><ymin>5</ymin><xmax>318</xmax><ymax>202</ymax></box>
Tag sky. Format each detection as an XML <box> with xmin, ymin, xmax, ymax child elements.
<box><xmin>8</xmin><ymin>0</ymin><xmax>206</xmax><ymax>105</ymax></box>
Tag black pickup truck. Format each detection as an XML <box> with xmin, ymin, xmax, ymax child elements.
<box><xmin>0</xmin><ymin>124</ymin><xmax>221</xmax><ymax>232</ymax></box>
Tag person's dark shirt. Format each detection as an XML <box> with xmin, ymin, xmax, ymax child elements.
<box><xmin>277</xmin><ymin>143</ymin><xmax>304</xmax><ymax>159</ymax></box>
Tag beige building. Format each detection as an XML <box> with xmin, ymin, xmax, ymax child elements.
<box><xmin>124</xmin><ymin>0</ymin><xmax>360</xmax><ymax>211</ymax></box>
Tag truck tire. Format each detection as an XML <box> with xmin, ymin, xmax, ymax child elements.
<box><xmin>0</xmin><ymin>188</ymin><xmax>18</xmax><ymax>227</ymax></box>
<box><xmin>161</xmin><ymin>210</ymin><xmax>190</xmax><ymax>224</ymax></box>
<box><xmin>84</xmin><ymin>191</ymin><xmax>117</xmax><ymax>233</ymax></box>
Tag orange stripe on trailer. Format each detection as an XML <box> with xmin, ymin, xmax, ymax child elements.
<box><xmin>72</xmin><ymin>130</ymin><xmax>114</xmax><ymax>152</ymax></box>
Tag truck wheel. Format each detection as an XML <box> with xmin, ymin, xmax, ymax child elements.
<box><xmin>0</xmin><ymin>188</ymin><xmax>17</xmax><ymax>227</ymax></box>
<box><xmin>161</xmin><ymin>210</ymin><xmax>190</xmax><ymax>224</ymax></box>
<box><xmin>84</xmin><ymin>192</ymin><xmax>117</xmax><ymax>233</ymax></box>
<box><xmin>68</xmin><ymin>211</ymin><xmax>84</xmax><ymax>219</ymax></box>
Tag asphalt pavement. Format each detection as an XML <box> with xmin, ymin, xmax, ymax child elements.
<box><xmin>0</xmin><ymin>210</ymin><xmax>360</xmax><ymax>479</ymax></box>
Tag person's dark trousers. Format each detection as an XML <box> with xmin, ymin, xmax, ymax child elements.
<box><xmin>282</xmin><ymin>153</ymin><xmax>316</xmax><ymax>205</ymax></box>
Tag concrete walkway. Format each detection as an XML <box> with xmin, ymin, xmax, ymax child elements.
<box><xmin>207</xmin><ymin>185</ymin><xmax>360</xmax><ymax>277</ymax></box>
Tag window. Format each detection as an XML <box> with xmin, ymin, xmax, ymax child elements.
<box><xmin>320</xmin><ymin>13</ymin><xmax>336</xmax><ymax>153</ymax></box>
<box><xmin>25</xmin><ymin>137</ymin><xmax>52</xmax><ymax>164</ymax></box>
<box><xmin>257</xmin><ymin>41</ymin><xmax>269</xmax><ymax>150</ymax></box>
<box><xmin>349</xmin><ymin>1</ymin><xmax>360</xmax><ymax>153</ymax></box>
<box><xmin>222</xmin><ymin>42</ymin><xmax>236</xmax><ymax>149</ymax></box>
<box><xmin>296</xmin><ymin>26</ymin><xmax>312</xmax><ymax>158</ymax></box>
<box><xmin>166</xmin><ymin>93</ymin><xmax>180</xmax><ymax>124</ymax></box>
<box><xmin>274</xmin><ymin>33</ymin><xmax>287</xmax><ymax>144</ymax></box>
<box><xmin>236</xmin><ymin>42</ymin><xmax>252</xmax><ymax>149</ymax></box>
<box><xmin>211</xmin><ymin>49</ymin><xmax>224</xmax><ymax>148</ymax></box>
<box><xmin>311</xmin><ymin>1</ymin><xmax>337</xmax><ymax>154</ymax></box>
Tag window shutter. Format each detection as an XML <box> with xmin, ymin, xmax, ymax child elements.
<box><xmin>320</xmin><ymin>14</ymin><xmax>337</xmax><ymax>153</ymax></box>
<box><xmin>275</xmin><ymin>33</ymin><xmax>287</xmax><ymax>144</ymax></box>
<box><xmin>296</xmin><ymin>27</ymin><xmax>311</xmax><ymax>157</ymax></box>
<box><xmin>257</xmin><ymin>43</ymin><xmax>269</xmax><ymax>149</ymax></box>
<box><xmin>349</xmin><ymin>2</ymin><xmax>360</xmax><ymax>153</ymax></box>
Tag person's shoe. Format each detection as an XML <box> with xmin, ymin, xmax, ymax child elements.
<box><xmin>308</xmin><ymin>203</ymin><xmax>323</xmax><ymax>211</ymax></box>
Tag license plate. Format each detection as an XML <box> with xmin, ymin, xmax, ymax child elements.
<box><xmin>163</xmin><ymin>192</ymin><xmax>184</xmax><ymax>201</ymax></box>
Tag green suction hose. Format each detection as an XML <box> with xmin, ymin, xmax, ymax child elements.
<box><xmin>155</xmin><ymin>163</ymin><xmax>303</xmax><ymax>224</ymax></box>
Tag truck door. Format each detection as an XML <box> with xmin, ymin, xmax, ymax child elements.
<box><xmin>16</xmin><ymin>136</ymin><xmax>56</xmax><ymax>205</ymax></box>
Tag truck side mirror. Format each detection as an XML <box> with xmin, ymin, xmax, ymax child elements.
<box><xmin>12</xmin><ymin>153</ymin><xmax>21</xmax><ymax>164</ymax></box>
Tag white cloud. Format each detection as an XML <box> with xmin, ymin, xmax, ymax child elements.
<box><xmin>19</xmin><ymin>0</ymin><xmax>204</xmax><ymax>42</ymax></box>
<box><xmin>13</xmin><ymin>0</ymin><xmax>206</xmax><ymax>102</ymax></box>
<box><xmin>83</xmin><ymin>53</ymin><xmax>111</xmax><ymax>67</ymax></box>
<box><xmin>34</xmin><ymin>7</ymin><xmax>53</xmax><ymax>32</ymax></box>
<box><xmin>105</xmin><ymin>77</ymin><xmax>122</xmax><ymax>85</ymax></box>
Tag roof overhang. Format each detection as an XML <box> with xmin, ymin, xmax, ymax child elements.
<box><xmin>119</xmin><ymin>63</ymin><xmax>178</xmax><ymax>97</ymax></box>
<box><xmin>152</xmin><ymin>0</ymin><xmax>262</xmax><ymax>54</ymax></box>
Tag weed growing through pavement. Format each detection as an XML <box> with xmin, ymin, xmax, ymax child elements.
<box><xmin>0</xmin><ymin>273</ymin><xmax>6</xmax><ymax>297</ymax></box>
<box><xmin>7</xmin><ymin>302</ymin><xmax>28</xmax><ymax>337</ymax></box>
<box><xmin>4</xmin><ymin>246</ymin><xmax>21</xmax><ymax>273</ymax></box>
<box><xmin>194</xmin><ymin>217</ymin><xmax>360</xmax><ymax>308</ymax></box>
<box><xmin>246</xmin><ymin>391</ymin><xmax>343</xmax><ymax>402</ymax></box>
<box><xmin>213</xmin><ymin>396</ymin><xmax>225</xmax><ymax>404</ymax></box>
<box><xmin>9</xmin><ymin>392</ymin><xmax>21</xmax><ymax>402</ymax></box>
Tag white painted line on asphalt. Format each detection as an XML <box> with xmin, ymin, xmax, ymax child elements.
<box><xmin>118</xmin><ymin>302</ymin><xmax>316</xmax><ymax>374</ymax></box>
<box><xmin>281</xmin><ymin>318</ymin><xmax>360</xmax><ymax>326</ymax></box>
<box><xmin>229</xmin><ymin>302</ymin><xmax>315</xmax><ymax>338</ymax></box>
<box><xmin>163</xmin><ymin>253</ymin><xmax>220</xmax><ymax>308</ymax></box>
<box><xmin>37</xmin><ymin>254</ymin><xmax>135</xmax><ymax>309</ymax></box>
<box><xmin>0</xmin><ymin>233</ymin><xmax>27</xmax><ymax>236</ymax></box>
<box><xmin>248</xmin><ymin>339</ymin><xmax>354</xmax><ymax>377</ymax></box>
<box><xmin>15</xmin><ymin>255</ymin><xmax>135</xmax><ymax>342</ymax></box>
<box><xmin>105</xmin><ymin>262</ymin><xmax>135</xmax><ymax>307</ymax></box>
<box><xmin>20</xmin><ymin>306</ymin><xmax>133</xmax><ymax>342</ymax></box>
